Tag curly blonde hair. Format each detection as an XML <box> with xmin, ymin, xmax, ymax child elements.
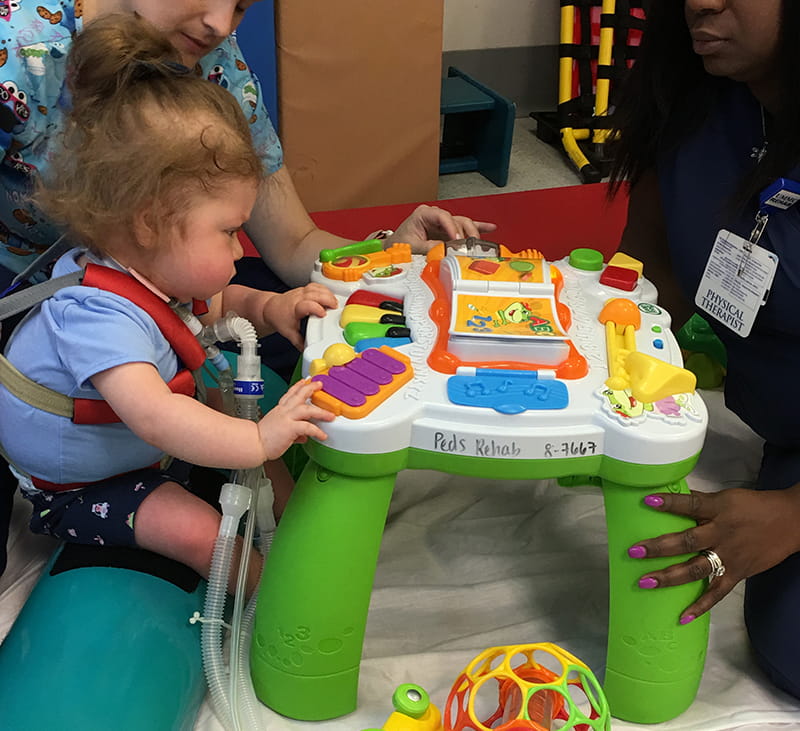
<box><xmin>36</xmin><ymin>13</ymin><xmax>263</xmax><ymax>248</ymax></box>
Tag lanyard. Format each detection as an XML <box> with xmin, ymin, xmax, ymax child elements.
<box><xmin>739</xmin><ymin>177</ymin><xmax>800</xmax><ymax>274</ymax></box>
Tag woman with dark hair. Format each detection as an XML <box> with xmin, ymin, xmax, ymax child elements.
<box><xmin>609</xmin><ymin>0</ymin><xmax>800</xmax><ymax>700</ymax></box>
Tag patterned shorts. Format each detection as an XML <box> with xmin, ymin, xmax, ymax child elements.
<box><xmin>20</xmin><ymin>461</ymin><xmax>195</xmax><ymax>548</ymax></box>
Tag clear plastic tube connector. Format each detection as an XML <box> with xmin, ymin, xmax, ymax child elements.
<box><xmin>219</xmin><ymin>482</ymin><xmax>251</xmax><ymax>537</ymax></box>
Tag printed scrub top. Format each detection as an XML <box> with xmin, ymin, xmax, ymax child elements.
<box><xmin>0</xmin><ymin>0</ymin><xmax>283</xmax><ymax>276</ymax></box>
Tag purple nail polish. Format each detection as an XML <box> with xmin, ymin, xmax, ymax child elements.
<box><xmin>680</xmin><ymin>614</ymin><xmax>696</xmax><ymax>625</ymax></box>
<box><xmin>638</xmin><ymin>577</ymin><xmax>658</xmax><ymax>589</ymax></box>
<box><xmin>644</xmin><ymin>495</ymin><xmax>664</xmax><ymax>507</ymax></box>
<box><xmin>628</xmin><ymin>545</ymin><xmax>647</xmax><ymax>559</ymax></box>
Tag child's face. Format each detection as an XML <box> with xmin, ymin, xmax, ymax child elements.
<box><xmin>144</xmin><ymin>178</ymin><xmax>259</xmax><ymax>303</ymax></box>
<box><xmin>125</xmin><ymin>1</ymin><xmax>263</xmax><ymax>65</ymax></box>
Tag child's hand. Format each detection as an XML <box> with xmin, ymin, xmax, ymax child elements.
<box><xmin>262</xmin><ymin>284</ymin><xmax>337</xmax><ymax>349</ymax></box>
<box><xmin>256</xmin><ymin>379</ymin><xmax>334</xmax><ymax>461</ymax></box>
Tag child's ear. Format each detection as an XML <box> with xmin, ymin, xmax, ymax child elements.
<box><xmin>132</xmin><ymin>206</ymin><xmax>158</xmax><ymax>249</ymax></box>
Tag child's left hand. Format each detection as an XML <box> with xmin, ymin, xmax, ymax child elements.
<box><xmin>261</xmin><ymin>283</ymin><xmax>337</xmax><ymax>349</ymax></box>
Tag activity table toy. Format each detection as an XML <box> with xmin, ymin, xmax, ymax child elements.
<box><xmin>250</xmin><ymin>239</ymin><xmax>710</xmax><ymax>724</ymax></box>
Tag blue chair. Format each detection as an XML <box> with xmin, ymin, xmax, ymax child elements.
<box><xmin>439</xmin><ymin>66</ymin><xmax>516</xmax><ymax>187</ymax></box>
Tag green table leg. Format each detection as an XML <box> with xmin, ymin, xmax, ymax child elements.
<box><xmin>602</xmin><ymin>479</ymin><xmax>709</xmax><ymax>723</ymax></box>
<box><xmin>250</xmin><ymin>460</ymin><xmax>397</xmax><ymax>721</ymax></box>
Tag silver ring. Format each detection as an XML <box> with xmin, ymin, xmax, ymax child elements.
<box><xmin>700</xmin><ymin>549</ymin><xmax>726</xmax><ymax>580</ymax></box>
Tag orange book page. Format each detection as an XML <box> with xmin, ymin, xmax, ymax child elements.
<box><xmin>452</xmin><ymin>293</ymin><xmax>568</xmax><ymax>338</ymax></box>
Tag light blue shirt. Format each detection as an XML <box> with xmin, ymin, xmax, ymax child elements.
<box><xmin>0</xmin><ymin>249</ymin><xmax>181</xmax><ymax>483</ymax></box>
<box><xmin>0</xmin><ymin>1</ymin><xmax>283</xmax><ymax>275</ymax></box>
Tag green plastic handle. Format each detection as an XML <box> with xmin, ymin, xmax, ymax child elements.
<box><xmin>319</xmin><ymin>240</ymin><xmax>383</xmax><ymax>262</ymax></box>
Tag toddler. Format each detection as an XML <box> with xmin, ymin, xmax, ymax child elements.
<box><xmin>0</xmin><ymin>14</ymin><xmax>336</xmax><ymax>594</ymax></box>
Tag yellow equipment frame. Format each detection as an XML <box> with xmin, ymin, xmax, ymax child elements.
<box><xmin>537</xmin><ymin>0</ymin><xmax>644</xmax><ymax>183</ymax></box>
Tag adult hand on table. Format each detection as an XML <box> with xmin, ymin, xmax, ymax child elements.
<box><xmin>628</xmin><ymin>486</ymin><xmax>800</xmax><ymax>623</ymax></box>
<box><xmin>388</xmin><ymin>204</ymin><xmax>497</xmax><ymax>253</ymax></box>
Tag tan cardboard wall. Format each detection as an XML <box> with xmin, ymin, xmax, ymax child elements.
<box><xmin>276</xmin><ymin>0</ymin><xmax>443</xmax><ymax>213</ymax></box>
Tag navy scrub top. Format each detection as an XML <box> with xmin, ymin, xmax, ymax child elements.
<box><xmin>658</xmin><ymin>80</ymin><xmax>800</xmax><ymax>447</ymax></box>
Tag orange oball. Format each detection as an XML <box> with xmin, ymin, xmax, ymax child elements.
<box><xmin>443</xmin><ymin>644</ymin><xmax>609</xmax><ymax>731</ymax></box>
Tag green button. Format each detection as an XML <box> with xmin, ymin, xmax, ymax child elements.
<box><xmin>568</xmin><ymin>247</ymin><xmax>604</xmax><ymax>271</ymax></box>
<box><xmin>392</xmin><ymin>683</ymin><xmax>430</xmax><ymax>718</ymax></box>
<box><xmin>652</xmin><ymin>325</ymin><xmax>662</xmax><ymax>333</ymax></box>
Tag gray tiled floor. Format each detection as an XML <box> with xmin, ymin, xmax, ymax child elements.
<box><xmin>437</xmin><ymin>117</ymin><xmax>581</xmax><ymax>200</ymax></box>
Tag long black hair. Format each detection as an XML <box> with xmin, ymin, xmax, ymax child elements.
<box><xmin>608</xmin><ymin>1</ymin><xmax>800</xmax><ymax>209</ymax></box>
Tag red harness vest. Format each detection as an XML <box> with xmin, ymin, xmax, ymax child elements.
<box><xmin>69</xmin><ymin>263</ymin><xmax>207</xmax><ymax>424</ymax></box>
<box><xmin>3</xmin><ymin>264</ymin><xmax>209</xmax><ymax>492</ymax></box>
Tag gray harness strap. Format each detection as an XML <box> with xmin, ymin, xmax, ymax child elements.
<box><xmin>6</xmin><ymin>233</ymin><xmax>70</xmax><ymax>290</ymax></box>
<box><xmin>0</xmin><ymin>270</ymin><xmax>84</xmax><ymax>417</ymax></box>
<box><xmin>0</xmin><ymin>271</ymin><xmax>83</xmax><ymax>321</ymax></box>
<box><xmin>0</xmin><ymin>354</ymin><xmax>74</xmax><ymax>417</ymax></box>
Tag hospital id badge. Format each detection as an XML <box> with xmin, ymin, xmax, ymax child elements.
<box><xmin>694</xmin><ymin>229</ymin><xmax>778</xmax><ymax>338</ymax></box>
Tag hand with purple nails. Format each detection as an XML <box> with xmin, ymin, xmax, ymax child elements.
<box><xmin>627</xmin><ymin>487</ymin><xmax>800</xmax><ymax>623</ymax></box>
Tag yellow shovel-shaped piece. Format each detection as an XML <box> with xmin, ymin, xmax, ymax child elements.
<box><xmin>598</xmin><ymin>298</ymin><xmax>696</xmax><ymax>403</ymax></box>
